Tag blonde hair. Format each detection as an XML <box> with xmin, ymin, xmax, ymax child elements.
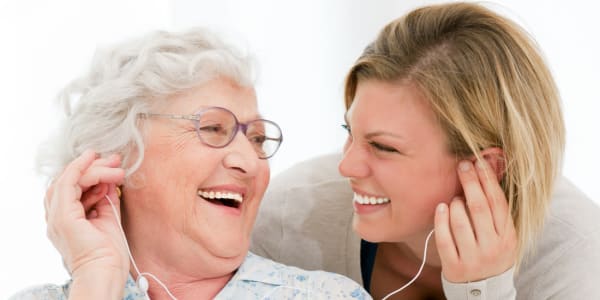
<box><xmin>37</xmin><ymin>28</ymin><xmax>255</xmax><ymax>180</ymax></box>
<box><xmin>345</xmin><ymin>2</ymin><xmax>564</xmax><ymax>266</ymax></box>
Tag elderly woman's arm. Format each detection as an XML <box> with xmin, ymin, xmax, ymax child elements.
<box><xmin>45</xmin><ymin>150</ymin><xmax>128</xmax><ymax>299</ymax></box>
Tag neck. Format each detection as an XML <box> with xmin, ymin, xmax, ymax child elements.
<box><xmin>125</xmin><ymin>232</ymin><xmax>236</xmax><ymax>300</ymax></box>
<box><xmin>121</xmin><ymin>211</ymin><xmax>238</xmax><ymax>299</ymax></box>
<box><xmin>376</xmin><ymin>229</ymin><xmax>443</xmax><ymax>281</ymax></box>
<box><xmin>141</xmin><ymin>270</ymin><xmax>233</xmax><ymax>300</ymax></box>
<box><xmin>372</xmin><ymin>231</ymin><xmax>445</xmax><ymax>298</ymax></box>
<box><xmin>399</xmin><ymin>228</ymin><xmax>442</xmax><ymax>268</ymax></box>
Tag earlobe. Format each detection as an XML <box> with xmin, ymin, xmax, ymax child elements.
<box><xmin>479</xmin><ymin>147</ymin><xmax>506</xmax><ymax>181</ymax></box>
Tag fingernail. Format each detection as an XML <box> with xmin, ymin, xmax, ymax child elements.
<box><xmin>476</xmin><ymin>159</ymin><xmax>486</xmax><ymax>169</ymax></box>
<box><xmin>87</xmin><ymin>209</ymin><xmax>98</xmax><ymax>219</ymax></box>
<box><xmin>459</xmin><ymin>161</ymin><xmax>471</xmax><ymax>172</ymax></box>
<box><xmin>91</xmin><ymin>185</ymin><xmax>102</xmax><ymax>194</ymax></box>
<box><xmin>437</xmin><ymin>203</ymin><xmax>447</xmax><ymax>213</ymax></box>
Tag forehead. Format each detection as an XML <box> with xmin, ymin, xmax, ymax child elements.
<box><xmin>348</xmin><ymin>80</ymin><xmax>431</xmax><ymax>117</ymax></box>
<box><xmin>346</xmin><ymin>80</ymin><xmax>444</xmax><ymax>138</ymax></box>
<box><xmin>165</xmin><ymin>77</ymin><xmax>259</xmax><ymax>120</ymax></box>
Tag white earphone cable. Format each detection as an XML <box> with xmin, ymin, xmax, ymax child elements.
<box><xmin>104</xmin><ymin>193</ymin><xmax>434</xmax><ymax>300</ymax></box>
<box><xmin>381</xmin><ymin>229</ymin><xmax>435</xmax><ymax>300</ymax></box>
<box><xmin>104</xmin><ymin>194</ymin><xmax>177</xmax><ymax>300</ymax></box>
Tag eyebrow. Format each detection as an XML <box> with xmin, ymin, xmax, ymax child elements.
<box><xmin>191</xmin><ymin>106</ymin><xmax>262</xmax><ymax>120</ymax></box>
<box><xmin>365</xmin><ymin>131</ymin><xmax>406</xmax><ymax>141</ymax></box>
<box><xmin>344</xmin><ymin>112</ymin><xmax>406</xmax><ymax>141</ymax></box>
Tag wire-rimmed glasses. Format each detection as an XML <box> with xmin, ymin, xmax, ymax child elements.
<box><xmin>139</xmin><ymin>107</ymin><xmax>283</xmax><ymax>159</ymax></box>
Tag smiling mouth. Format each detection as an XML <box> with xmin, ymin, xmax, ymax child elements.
<box><xmin>353</xmin><ymin>192</ymin><xmax>390</xmax><ymax>205</ymax></box>
<box><xmin>198</xmin><ymin>190</ymin><xmax>243</xmax><ymax>209</ymax></box>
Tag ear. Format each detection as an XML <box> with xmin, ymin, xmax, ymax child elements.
<box><xmin>470</xmin><ymin>147</ymin><xmax>506</xmax><ymax>181</ymax></box>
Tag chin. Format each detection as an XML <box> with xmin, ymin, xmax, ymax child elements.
<box><xmin>352</xmin><ymin>217</ymin><xmax>389</xmax><ymax>243</ymax></box>
<box><xmin>210</xmin><ymin>235</ymin><xmax>250</xmax><ymax>258</ymax></box>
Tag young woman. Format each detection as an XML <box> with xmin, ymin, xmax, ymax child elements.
<box><xmin>252</xmin><ymin>2</ymin><xmax>600</xmax><ymax>299</ymax></box>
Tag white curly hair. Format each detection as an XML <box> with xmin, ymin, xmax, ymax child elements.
<box><xmin>36</xmin><ymin>28</ymin><xmax>255</xmax><ymax>181</ymax></box>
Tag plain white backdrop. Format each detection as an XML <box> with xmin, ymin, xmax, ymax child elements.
<box><xmin>1</xmin><ymin>0</ymin><xmax>598</xmax><ymax>298</ymax></box>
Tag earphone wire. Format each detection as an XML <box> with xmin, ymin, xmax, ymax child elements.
<box><xmin>381</xmin><ymin>229</ymin><xmax>435</xmax><ymax>300</ymax></box>
<box><xmin>104</xmin><ymin>192</ymin><xmax>433</xmax><ymax>300</ymax></box>
<box><xmin>104</xmin><ymin>194</ymin><xmax>178</xmax><ymax>300</ymax></box>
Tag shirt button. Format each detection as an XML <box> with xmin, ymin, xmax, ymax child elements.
<box><xmin>470</xmin><ymin>289</ymin><xmax>482</xmax><ymax>296</ymax></box>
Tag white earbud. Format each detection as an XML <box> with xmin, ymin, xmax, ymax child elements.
<box><xmin>137</xmin><ymin>275</ymin><xmax>149</xmax><ymax>294</ymax></box>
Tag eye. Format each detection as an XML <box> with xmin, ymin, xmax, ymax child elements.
<box><xmin>341</xmin><ymin>124</ymin><xmax>351</xmax><ymax>134</ymax></box>
<box><xmin>248</xmin><ymin>134</ymin><xmax>266</xmax><ymax>146</ymax></box>
<box><xmin>199</xmin><ymin>124</ymin><xmax>227</xmax><ymax>136</ymax></box>
<box><xmin>369</xmin><ymin>141</ymin><xmax>398</xmax><ymax>153</ymax></box>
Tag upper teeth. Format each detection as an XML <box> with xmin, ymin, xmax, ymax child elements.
<box><xmin>353</xmin><ymin>192</ymin><xmax>390</xmax><ymax>205</ymax></box>
<box><xmin>198</xmin><ymin>190</ymin><xmax>243</xmax><ymax>202</ymax></box>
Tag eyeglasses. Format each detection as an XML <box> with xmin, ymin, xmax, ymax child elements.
<box><xmin>139</xmin><ymin>107</ymin><xmax>283</xmax><ymax>159</ymax></box>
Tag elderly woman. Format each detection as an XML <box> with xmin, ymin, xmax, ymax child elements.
<box><xmin>11</xmin><ymin>29</ymin><xmax>370</xmax><ymax>299</ymax></box>
<box><xmin>252</xmin><ymin>2</ymin><xmax>600</xmax><ymax>300</ymax></box>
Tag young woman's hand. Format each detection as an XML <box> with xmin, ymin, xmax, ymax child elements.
<box><xmin>44</xmin><ymin>150</ymin><xmax>128</xmax><ymax>283</ymax></box>
<box><xmin>434</xmin><ymin>160</ymin><xmax>517</xmax><ymax>282</ymax></box>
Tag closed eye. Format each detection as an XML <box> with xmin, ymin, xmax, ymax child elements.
<box><xmin>199</xmin><ymin>124</ymin><xmax>227</xmax><ymax>135</ymax></box>
<box><xmin>369</xmin><ymin>141</ymin><xmax>398</xmax><ymax>153</ymax></box>
<box><xmin>341</xmin><ymin>124</ymin><xmax>351</xmax><ymax>134</ymax></box>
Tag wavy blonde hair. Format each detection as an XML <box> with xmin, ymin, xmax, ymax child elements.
<box><xmin>37</xmin><ymin>28</ymin><xmax>255</xmax><ymax>181</ymax></box>
<box><xmin>345</xmin><ymin>2</ymin><xmax>564</xmax><ymax>266</ymax></box>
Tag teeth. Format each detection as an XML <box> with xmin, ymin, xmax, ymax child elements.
<box><xmin>353</xmin><ymin>192</ymin><xmax>390</xmax><ymax>205</ymax></box>
<box><xmin>198</xmin><ymin>190</ymin><xmax>243</xmax><ymax>202</ymax></box>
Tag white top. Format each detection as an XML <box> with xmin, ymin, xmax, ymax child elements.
<box><xmin>251</xmin><ymin>153</ymin><xmax>600</xmax><ymax>300</ymax></box>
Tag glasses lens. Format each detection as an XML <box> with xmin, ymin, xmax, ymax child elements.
<box><xmin>246</xmin><ymin>120</ymin><xmax>282</xmax><ymax>158</ymax></box>
<box><xmin>196</xmin><ymin>108</ymin><xmax>237</xmax><ymax>147</ymax></box>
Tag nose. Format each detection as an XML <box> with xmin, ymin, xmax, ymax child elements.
<box><xmin>223</xmin><ymin>130</ymin><xmax>259</xmax><ymax>177</ymax></box>
<box><xmin>338</xmin><ymin>140</ymin><xmax>370</xmax><ymax>179</ymax></box>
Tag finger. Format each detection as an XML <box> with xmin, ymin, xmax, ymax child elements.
<box><xmin>56</xmin><ymin>150</ymin><xmax>98</xmax><ymax>187</ymax></box>
<box><xmin>458</xmin><ymin>160</ymin><xmax>496</xmax><ymax>245</ymax></box>
<box><xmin>95</xmin><ymin>184</ymin><xmax>121</xmax><ymax>220</ymax></box>
<box><xmin>86</xmin><ymin>209</ymin><xmax>99</xmax><ymax>219</ymax></box>
<box><xmin>77</xmin><ymin>166</ymin><xmax>125</xmax><ymax>192</ymax></box>
<box><xmin>90</xmin><ymin>153</ymin><xmax>122</xmax><ymax>168</ymax></box>
<box><xmin>475</xmin><ymin>159</ymin><xmax>511</xmax><ymax>235</ymax></box>
<box><xmin>46</xmin><ymin>152</ymin><xmax>120</xmax><ymax>208</ymax></box>
<box><xmin>47</xmin><ymin>150</ymin><xmax>97</xmax><ymax>220</ymax></box>
<box><xmin>434</xmin><ymin>202</ymin><xmax>459</xmax><ymax>265</ymax></box>
<box><xmin>449</xmin><ymin>197</ymin><xmax>477</xmax><ymax>259</ymax></box>
<box><xmin>80</xmin><ymin>183</ymin><xmax>109</xmax><ymax>214</ymax></box>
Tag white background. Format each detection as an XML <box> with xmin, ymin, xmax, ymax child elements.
<box><xmin>1</xmin><ymin>0</ymin><xmax>598</xmax><ymax>297</ymax></box>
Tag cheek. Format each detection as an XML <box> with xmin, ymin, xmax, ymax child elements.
<box><xmin>415</xmin><ymin>166</ymin><xmax>460</xmax><ymax>209</ymax></box>
<box><xmin>255</xmin><ymin>163</ymin><xmax>271</xmax><ymax>196</ymax></box>
<box><xmin>378</xmin><ymin>161</ymin><xmax>459</xmax><ymax>207</ymax></box>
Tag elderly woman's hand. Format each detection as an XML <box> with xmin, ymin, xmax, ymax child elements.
<box><xmin>434</xmin><ymin>159</ymin><xmax>517</xmax><ymax>283</ymax></box>
<box><xmin>44</xmin><ymin>150</ymin><xmax>128</xmax><ymax>295</ymax></box>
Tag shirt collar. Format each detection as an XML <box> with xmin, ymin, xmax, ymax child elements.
<box><xmin>120</xmin><ymin>252</ymin><xmax>285</xmax><ymax>299</ymax></box>
<box><xmin>228</xmin><ymin>252</ymin><xmax>284</xmax><ymax>286</ymax></box>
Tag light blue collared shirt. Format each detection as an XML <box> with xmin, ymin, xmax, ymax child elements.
<box><xmin>10</xmin><ymin>252</ymin><xmax>371</xmax><ymax>300</ymax></box>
